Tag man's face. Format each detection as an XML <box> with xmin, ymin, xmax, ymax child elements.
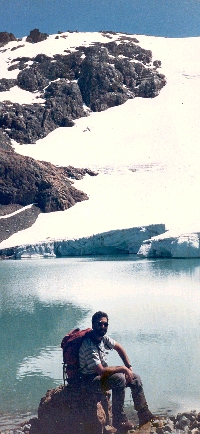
<box><xmin>92</xmin><ymin>316</ymin><xmax>109</xmax><ymax>338</ymax></box>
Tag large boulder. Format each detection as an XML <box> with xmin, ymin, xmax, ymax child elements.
<box><xmin>29</xmin><ymin>385</ymin><xmax>111</xmax><ymax>434</ymax></box>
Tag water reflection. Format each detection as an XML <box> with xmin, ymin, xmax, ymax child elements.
<box><xmin>0</xmin><ymin>278</ymin><xmax>89</xmax><ymax>422</ymax></box>
<box><xmin>1</xmin><ymin>256</ymin><xmax>200</xmax><ymax>428</ymax></box>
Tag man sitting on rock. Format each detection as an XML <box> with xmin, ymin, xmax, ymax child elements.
<box><xmin>79</xmin><ymin>310</ymin><xmax>155</xmax><ymax>432</ymax></box>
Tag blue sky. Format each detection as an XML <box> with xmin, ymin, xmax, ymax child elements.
<box><xmin>0</xmin><ymin>0</ymin><xmax>200</xmax><ymax>38</ymax></box>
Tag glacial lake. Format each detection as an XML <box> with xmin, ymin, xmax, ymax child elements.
<box><xmin>1</xmin><ymin>255</ymin><xmax>200</xmax><ymax>429</ymax></box>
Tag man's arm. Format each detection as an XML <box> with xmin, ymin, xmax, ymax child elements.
<box><xmin>113</xmin><ymin>342</ymin><xmax>132</xmax><ymax>369</ymax></box>
<box><xmin>94</xmin><ymin>362</ymin><xmax>133</xmax><ymax>383</ymax></box>
<box><xmin>94</xmin><ymin>341</ymin><xmax>134</xmax><ymax>382</ymax></box>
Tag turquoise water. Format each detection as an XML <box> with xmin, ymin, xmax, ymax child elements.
<box><xmin>1</xmin><ymin>256</ymin><xmax>200</xmax><ymax>428</ymax></box>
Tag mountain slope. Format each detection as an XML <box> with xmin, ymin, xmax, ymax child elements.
<box><xmin>0</xmin><ymin>30</ymin><xmax>200</xmax><ymax>253</ymax></box>
<box><xmin>0</xmin><ymin>30</ymin><xmax>165</xmax><ymax>144</ymax></box>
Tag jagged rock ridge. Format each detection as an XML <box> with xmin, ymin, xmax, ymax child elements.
<box><xmin>0</xmin><ymin>31</ymin><xmax>166</xmax><ymax>144</ymax></box>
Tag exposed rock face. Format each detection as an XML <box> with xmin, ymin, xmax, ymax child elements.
<box><xmin>0</xmin><ymin>34</ymin><xmax>166</xmax><ymax>144</ymax></box>
<box><xmin>0</xmin><ymin>148</ymin><xmax>96</xmax><ymax>213</ymax></box>
<box><xmin>0</xmin><ymin>129</ymin><xmax>12</xmax><ymax>150</ymax></box>
<box><xmin>44</xmin><ymin>80</ymin><xmax>86</xmax><ymax>127</ymax></box>
<box><xmin>0</xmin><ymin>31</ymin><xmax>17</xmax><ymax>47</ymax></box>
<box><xmin>0</xmin><ymin>87</ymin><xmax>85</xmax><ymax>143</ymax></box>
<box><xmin>0</xmin><ymin>78</ymin><xmax>17</xmax><ymax>91</ymax></box>
<box><xmin>26</xmin><ymin>28</ymin><xmax>49</xmax><ymax>43</ymax></box>
<box><xmin>78</xmin><ymin>48</ymin><xmax>131</xmax><ymax>111</ymax></box>
<box><xmin>0</xmin><ymin>102</ymin><xmax>49</xmax><ymax>144</ymax></box>
<box><xmin>0</xmin><ymin>224</ymin><xmax>166</xmax><ymax>258</ymax></box>
<box><xmin>138</xmin><ymin>232</ymin><xmax>200</xmax><ymax>258</ymax></box>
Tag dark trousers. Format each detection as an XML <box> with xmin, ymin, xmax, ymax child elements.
<box><xmin>80</xmin><ymin>373</ymin><xmax>148</xmax><ymax>427</ymax></box>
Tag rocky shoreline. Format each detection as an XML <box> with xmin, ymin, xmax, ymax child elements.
<box><xmin>1</xmin><ymin>410</ymin><xmax>200</xmax><ymax>434</ymax></box>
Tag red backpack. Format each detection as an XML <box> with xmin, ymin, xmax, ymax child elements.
<box><xmin>61</xmin><ymin>327</ymin><xmax>92</xmax><ymax>382</ymax></box>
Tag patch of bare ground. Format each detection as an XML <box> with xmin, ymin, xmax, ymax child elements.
<box><xmin>0</xmin><ymin>204</ymin><xmax>41</xmax><ymax>243</ymax></box>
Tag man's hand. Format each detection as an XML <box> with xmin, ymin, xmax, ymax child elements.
<box><xmin>124</xmin><ymin>367</ymin><xmax>134</xmax><ymax>384</ymax></box>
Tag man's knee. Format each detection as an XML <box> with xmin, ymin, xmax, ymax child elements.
<box><xmin>105</xmin><ymin>373</ymin><xmax>126</xmax><ymax>390</ymax></box>
<box><xmin>128</xmin><ymin>374</ymin><xmax>143</xmax><ymax>389</ymax></box>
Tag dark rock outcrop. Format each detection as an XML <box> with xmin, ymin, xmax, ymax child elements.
<box><xmin>26</xmin><ymin>29</ymin><xmax>49</xmax><ymax>43</ymax></box>
<box><xmin>0</xmin><ymin>34</ymin><xmax>166</xmax><ymax>144</ymax></box>
<box><xmin>0</xmin><ymin>31</ymin><xmax>17</xmax><ymax>47</ymax></box>
<box><xmin>0</xmin><ymin>86</ymin><xmax>85</xmax><ymax>143</ymax></box>
<box><xmin>0</xmin><ymin>102</ymin><xmax>49</xmax><ymax>143</ymax></box>
<box><xmin>78</xmin><ymin>47</ymin><xmax>132</xmax><ymax>111</ymax></box>
<box><xmin>0</xmin><ymin>149</ymin><xmax>97</xmax><ymax>213</ymax></box>
<box><xmin>102</xmin><ymin>40</ymin><xmax>152</xmax><ymax>63</ymax></box>
<box><xmin>153</xmin><ymin>60</ymin><xmax>162</xmax><ymax>69</ymax></box>
<box><xmin>17</xmin><ymin>64</ymin><xmax>50</xmax><ymax>92</ymax></box>
<box><xmin>44</xmin><ymin>80</ymin><xmax>86</xmax><ymax>126</ymax></box>
<box><xmin>76</xmin><ymin>42</ymin><xmax>166</xmax><ymax>110</ymax></box>
<box><xmin>0</xmin><ymin>78</ymin><xmax>17</xmax><ymax>92</ymax></box>
<box><xmin>8</xmin><ymin>55</ymin><xmax>32</xmax><ymax>72</ymax></box>
<box><xmin>0</xmin><ymin>130</ymin><xmax>12</xmax><ymax>150</ymax></box>
<box><xmin>0</xmin><ymin>80</ymin><xmax>86</xmax><ymax>143</ymax></box>
<box><xmin>10</xmin><ymin>44</ymin><xmax>25</xmax><ymax>51</ymax></box>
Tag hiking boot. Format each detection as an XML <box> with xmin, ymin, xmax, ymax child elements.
<box><xmin>115</xmin><ymin>419</ymin><xmax>134</xmax><ymax>432</ymax></box>
<box><xmin>138</xmin><ymin>409</ymin><xmax>156</xmax><ymax>427</ymax></box>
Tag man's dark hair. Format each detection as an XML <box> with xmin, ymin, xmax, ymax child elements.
<box><xmin>92</xmin><ymin>311</ymin><xmax>108</xmax><ymax>325</ymax></box>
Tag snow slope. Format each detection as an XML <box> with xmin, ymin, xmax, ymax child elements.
<box><xmin>1</xmin><ymin>32</ymin><xmax>200</xmax><ymax>249</ymax></box>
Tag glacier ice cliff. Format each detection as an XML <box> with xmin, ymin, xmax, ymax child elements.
<box><xmin>0</xmin><ymin>224</ymin><xmax>166</xmax><ymax>259</ymax></box>
<box><xmin>138</xmin><ymin>232</ymin><xmax>200</xmax><ymax>258</ymax></box>
<box><xmin>2</xmin><ymin>225</ymin><xmax>200</xmax><ymax>259</ymax></box>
